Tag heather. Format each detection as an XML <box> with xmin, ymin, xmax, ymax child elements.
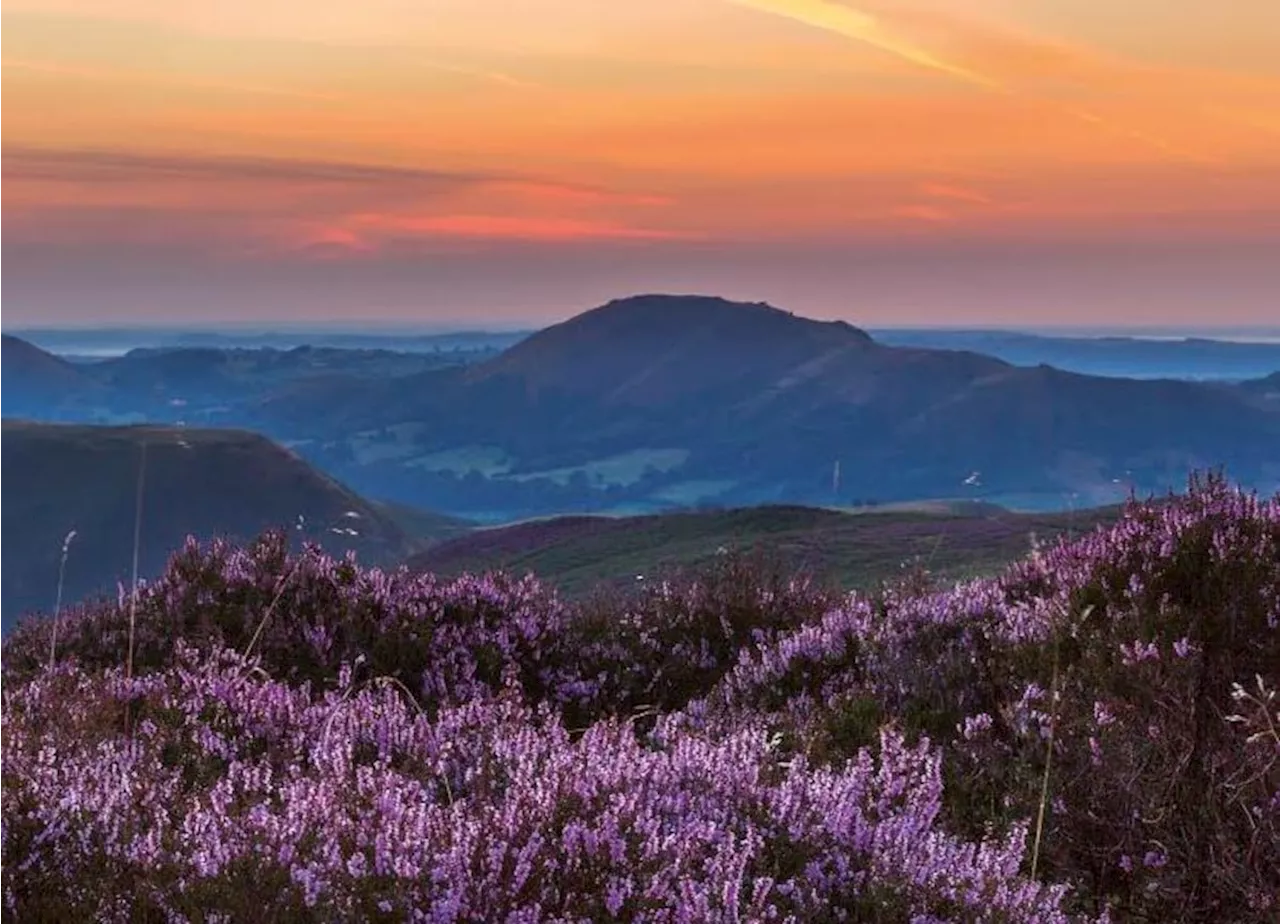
<box><xmin>697</xmin><ymin>474</ymin><xmax>1280</xmax><ymax>920</ymax></box>
<box><xmin>4</xmin><ymin>475</ymin><xmax>1278</xmax><ymax>921</ymax></box>
<box><xmin>3</xmin><ymin>538</ymin><xmax>833</xmax><ymax>726</ymax></box>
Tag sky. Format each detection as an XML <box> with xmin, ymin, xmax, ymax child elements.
<box><xmin>3</xmin><ymin>0</ymin><xmax>1279</xmax><ymax>328</ymax></box>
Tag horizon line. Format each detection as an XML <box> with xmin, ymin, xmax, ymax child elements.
<box><xmin>8</xmin><ymin>320</ymin><xmax>1280</xmax><ymax>337</ymax></box>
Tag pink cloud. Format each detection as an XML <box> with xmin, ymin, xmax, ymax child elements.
<box><xmin>892</xmin><ymin>204</ymin><xmax>954</xmax><ymax>223</ymax></box>
<box><xmin>918</xmin><ymin>181</ymin><xmax>992</xmax><ymax>204</ymax></box>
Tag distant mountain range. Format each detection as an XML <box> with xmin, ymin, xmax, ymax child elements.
<box><xmin>7</xmin><ymin>328</ymin><xmax>528</xmax><ymax>360</ymax></box>
<box><xmin>1</xmin><ymin>335</ymin><xmax>480</xmax><ymax>424</ymax></box>
<box><xmin>249</xmin><ymin>295</ymin><xmax>1280</xmax><ymax>515</ymax></box>
<box><xmin>13</xmin><ymin>323</ymin><xmax>1279</xmax><ymax>381</ymax></box>
<box><xmin>868</xmin><ymin>329</ymin><xmax>1280</xmax><ymax>380</ymax></box>
<box><xmin>5</xmin><ymin>295</ymin><xmax>1279</xmax><ymax>520</ymax></box>
<box><xmin>0</xmin><ymin>421</ymin><xmax>467</xmax><ymax>630</ymax></box>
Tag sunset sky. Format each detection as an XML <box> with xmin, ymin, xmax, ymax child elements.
<box><xmin>4</xmin><ymin>0</ymin><xmax>1279</xmax><ymax>327</ymax></box>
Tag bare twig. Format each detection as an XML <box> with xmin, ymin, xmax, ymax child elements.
<box><xmin>241</xmin><ymin>557</ymin><xmax>304</xmax><ymax>665</ymax></box>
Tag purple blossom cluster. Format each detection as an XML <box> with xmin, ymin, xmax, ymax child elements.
<box><xmin>4</xmin><ymin>643</ymin><xmax>1091</xmax><ymax>922</ymax></box>
<box><xmin>3</xmin><ymin>473</ymin><xmax>1276</xmax><ymax>921</ymax></box>
<box><xmin>6</xmin><ymin>535</ymin><xmax>829</xmax><ymax>728</ymax></box>
<box><xmin>691</xmin><ymin>474</ymin><xmax>1280</xmax><ymax>920</ymax></box>
<box><xmin>52</xmin><ymin>534</ymin><xmax>578</xmax><ymax>713</ymax></box>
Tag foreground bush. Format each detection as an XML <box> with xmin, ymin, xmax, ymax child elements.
<box><xmin>4</xmin><ymin>535</ymin><xmax>575</xmax><ymax>715</ymax></box>
<box><xmin>3</xmin><ymin>645</ymin><xmax>1092</xmax><ymax>923</ymax></box>
<box><xmin>6</xmin><ymin>539</ymin><xmax>832</xmax><ymax>730</ymax></box>
<box><xmin>701</xmin><ymin>474</ymin><xmax>1280</xmax><ymax>921</ymax></box>
<box><xmin>564</xmin><ymin>552</ymin><xmax>837</xmax><ymax>725</ymax></box>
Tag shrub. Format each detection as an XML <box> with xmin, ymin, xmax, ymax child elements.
<box><xmin>700</xmin><ymin>474</ymin><xmax>1280</xmax><ymax>922</ymax></box>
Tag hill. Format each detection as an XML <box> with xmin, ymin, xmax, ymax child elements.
<box><xmin>1</xmin><ymin>335</ymin><xmax>95</xmax><ymax>416</ymax></box>
<box><xmin>75</xmin><ymin>343</ymin><xmax>478</xmax><ymax>439</ymax></box>
<box><xmin>469</xmin><ymin>294</ymin><xmax>882</xmax><ymax>405</ymax></box>
<box><xmin>257</xmin><ymin>294</ymin><xmax>1279</xmax><ymax>517</ymax></box>
<box><xmin>0</xmin><ymin>420</ymin><xmax>437</xmax><ymax>630</ymax></box>
<box><xmin>1236</xmin><ymin>371</ymin><xmax>1280</xmax><ymax>402</ymax></box>
<box><xmin>869</xmin><ymin>328</ymin><xmax>1280</xmax><ymax>380</ymax></box>
<box><xmin>370</xmin><ymin>499</ymin><xmax>476</xmax><ymax>545</ymax></box>
<box><xmin>407</xmin><ymin>501</ymin><xmax>1125</xmax><ymax>596</ymax></box>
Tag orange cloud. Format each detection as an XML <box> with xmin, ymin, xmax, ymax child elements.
<box><xmin>4</xmin><ymin>0</ymin><xmax>1274</xmax><ymax>262</ymax></box>
<box><xmin>3</xmin><ymin>145</ymin><xmax>693</xmax><ymax>253</ymax></box>
<box><xmin>346</xmin><ymin>213</ymin><xmax>693</xmax><ymax>243</ymax></box>
<box><xmin>2</xmin><ymin>145</ymin><xmax>676</xmax><ymax>218</ymax></box>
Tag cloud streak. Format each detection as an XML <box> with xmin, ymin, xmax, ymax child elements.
<box><xmin>0</xmin><ymin>143</ymin><xmax>672</xmax><ymax>261</ymax></box>
<box><xmin>726</xmin><ymin>0</ymin><xmax>1218</xmax><ymax>164</ymax></box>
<box><xmin>728</xmin><ymin>0</ymin><xmax>1003</xmax><ymax>90</ymax></box>
<box><xmin>3</xmin><ymin>148</ymin><xmax>688</xmax><ymax>254</ymax></box>
<box><xmin>3</xmin><ymin>145</ymin><xmax>519</xmax><ymax>188</ymax></box>
<box><xmin>2</xmin><ymin>58</ymin><xmax>352</xmax><ymax>102</ymax></box>
<box><xmin>344</xmin><ymin>212</ymin><xmax>695</xmax><ymax>244</ymax></box>
<box><xmin>1</xmin><ymin>145</ymin><xmax>667</xmax><ymax>205</ymax></box>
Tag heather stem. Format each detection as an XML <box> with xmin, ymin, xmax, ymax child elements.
<box><xmin>1032</xmin><ymin>637</ymin><xmax>1060</xmax><ymax>880</ymax></box>
<box><xmin>47</xmin><ymin>531</ymin><xmax>76</xmax><ymax>670</ymax></box>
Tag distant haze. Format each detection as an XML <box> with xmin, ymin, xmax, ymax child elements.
<box><xmin>9</xmin><ymin>319</ymin><xmax>1280</xmax><ymax>366</ymax></box>
<box><xmin>6</xmin><ymin>238</ymin><xmax>1280</xmax><ymax>329</ymax></box>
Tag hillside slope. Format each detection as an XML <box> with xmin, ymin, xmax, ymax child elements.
<box><xmin>0</xmin><ymin>421</ymin><xmax>427</xmax><ymax>629</ymax></box>
<box><xmin>1</xmin><ymin>335</ymin><xmax>95</xmax><ymax>417</ymax></box>
<box><xmin>469</xmin><ymin>294</ymin><xmax>884</xmax><ymax>406</ymax></box>
<box><xmin>407</xmin><ymin>502</ymin><xmax>1125</xmax><ymax>596</ymax></box>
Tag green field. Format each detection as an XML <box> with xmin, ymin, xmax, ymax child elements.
<box><xmin>409</xmin><ymin>502</ymin><xmax>1125</xmax><ymax>597</ymax></box>
<box><xmin>503</xmin><ymin>448</ymin><xmax>690</xmax><ymax>487</ymax></box>
<box><xmin>404</xmin><ymin>445</ymin><xmax>513</xmax><ymax>476</ymax></box>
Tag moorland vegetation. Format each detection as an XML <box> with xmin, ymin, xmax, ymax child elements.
<box><xmin>2</xmin><ymin>473</ymin><xmax>1276</xmax><ymax>922</ymax></box>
